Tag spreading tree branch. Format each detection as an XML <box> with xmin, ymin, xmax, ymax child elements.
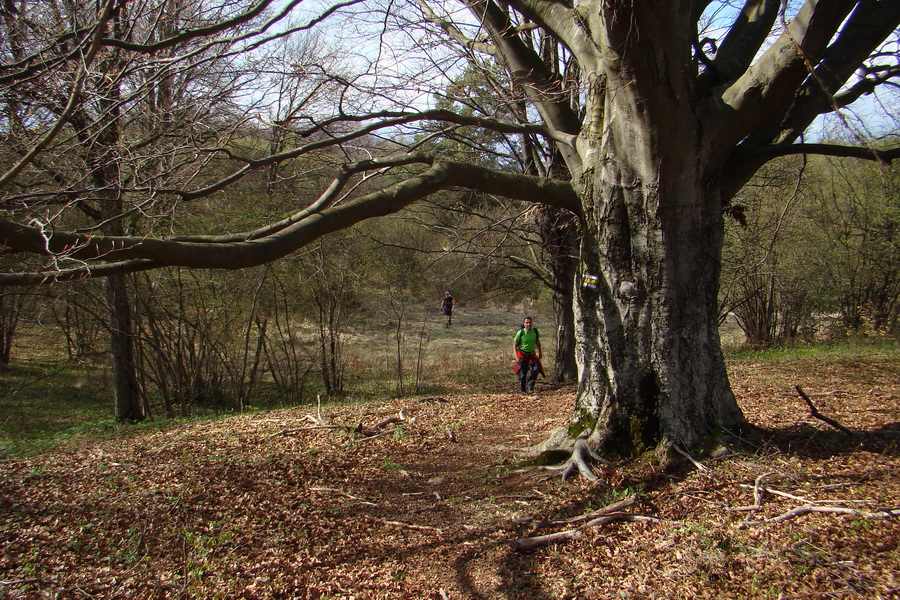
<box><xmin>0</xmin><ymin>160</ymin><xmax>579</xmax><ymax>285</ymax></box>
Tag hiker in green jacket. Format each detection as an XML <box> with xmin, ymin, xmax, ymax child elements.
<box><xmin>513</xmin><ymin>316</ymin><xmax>543</xmax><ymax>393</ymax></box>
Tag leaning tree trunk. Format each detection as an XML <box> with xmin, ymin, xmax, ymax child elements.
<box><xmin>570</xmin><ymin>72</ymin><xmax>744</xmax><ymax>454</ymax></box>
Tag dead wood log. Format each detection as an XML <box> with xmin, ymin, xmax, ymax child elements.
<box><xmin>512</xmin><ymin>529</ymin><xmax>584</xmax><ymax>552</ymax></box>
<box><xmin>535</xmin><ymin>494</ymin><xmax>638</xmax><ymax>529</ymax></box>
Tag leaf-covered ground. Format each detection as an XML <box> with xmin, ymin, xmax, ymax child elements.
<box><xmin>1</xmin><ymin>354</ymin><xmax>898</xmax><ymax>599</ymax></box>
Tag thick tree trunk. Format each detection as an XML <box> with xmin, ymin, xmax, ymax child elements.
<box><xmin>571</xmin><ymin>158</ymin><xmax>745</xmax><ymax>453</ymax></box>
<box><xmin>551</xmin><ymin>288</ymin><xmax>577</xmax><ymax>382</ymax></box>
<box><xmin>568</xmin><ymin>63</ymin><xmax>745</xmax><ymax>452</ymax></box>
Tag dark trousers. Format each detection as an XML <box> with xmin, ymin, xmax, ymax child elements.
<box><xmin>517</xmin><ymin>354</ymin><xmax>540</xmax><ymax>391</ymax></box>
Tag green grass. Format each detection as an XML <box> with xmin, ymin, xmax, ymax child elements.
<box><xmin>0</xmin><ymin>359</ymin><xmax>113</xmax><ymax>457</ymax></box>
<box><xmin>724</xmin><ymin>338</ymin><xmax>899</xmax><ymax>362</ymax></box>
<box><xmin>0</xmin><ymin>356</ymin><xmax>235</xmax><ymax>458</ymax></box>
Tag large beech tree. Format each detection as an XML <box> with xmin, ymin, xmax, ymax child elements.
<box><xmin>1</xmin><ymin>0</ymin><xmax>899</xmax><ymax>452</ymax></box>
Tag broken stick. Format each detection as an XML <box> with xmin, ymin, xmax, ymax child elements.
<box><xmin>795</xmin><ymin>386</ymin><xmax>859</xmax><ymax>437</ymax></box>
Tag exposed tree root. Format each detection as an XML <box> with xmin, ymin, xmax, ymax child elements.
<box><xmin>561</xmin><ymin>434</ymin><xmax>610</xmax><ymax>482</ymax></box>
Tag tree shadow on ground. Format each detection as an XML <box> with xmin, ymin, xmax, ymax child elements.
<box><xmin>738</xmin><ymin>422</ymin><xmax>900</xmax><ymax>460</ymax></box>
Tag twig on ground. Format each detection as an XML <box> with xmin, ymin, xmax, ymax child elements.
<box><xmin>671</xmin><ymin>444</ymin><xmax>708</xmax><ymax>471</ymax></box>
<box><xmin>739</xmin><ymin>504</ymin><xmax>900</xmax><ymax>528</ymax></box>
<box><xmin>739</xmin><ymin>483</ymin><xmax>808</xmax><ymax>504</ymax></box>
<box><xmin>310</xmin><ymin>487</ymin><xmax>379</xmax><ymax>507</ymax></box>
<box><xmin>795</xmin><ymin>386</ymin><xmax>859</xmax><ymax>437</ymax></box>
<box><xmin>379</xmin><ymin>519</ymin><xmax>442</xmax><ymax>532</ymax></box>
<box><xmin>740</xmin><ymin>472</ymin><xmax>774</xmax><ymax>522</ymax></box>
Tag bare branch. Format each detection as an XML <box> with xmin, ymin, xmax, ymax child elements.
<box><xmin>738</xmin><ymin>143</ymin><xmax>900</xmax><ymax>165</ymax></box>
<box><xmin>712</xmin><ymin>0</ymin><xmax>858</xmax><ymax>152</ymax></box>
<box><xmin>0</xmin><ymin>160</ymin><xmax>578</xmax><ymax>285</ymax></box>
<box><xmin>698</xmin><ymin>0</ymin><xmax>781</xmax><ymax>89</ymax></box>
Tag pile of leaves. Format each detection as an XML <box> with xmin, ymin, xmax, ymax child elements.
<box><xmin>1</xmin><ymin>354</ymin><xmax>898</xmax><ymax>599</ymax></box>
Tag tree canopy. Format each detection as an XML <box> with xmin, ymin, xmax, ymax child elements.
<box><xmin>1</xmin><ymin>0</ymin><xmax>893</xmax><ymax>283</ymax></box>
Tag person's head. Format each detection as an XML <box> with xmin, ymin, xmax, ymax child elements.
<box><xmin>522</xmin><ymin>316</ymin><xmax>533</xmax><ymax>330</ymax></box>
<box><xmin>444</xmin><ymin>291</ymin><xmax>451</xmax><ymax>297</ymax></box>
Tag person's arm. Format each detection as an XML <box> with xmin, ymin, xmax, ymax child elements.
<box><xmin>536</xmin><ymin>338</ymin><xmax>543</xmax><ymax>359</ymax></box>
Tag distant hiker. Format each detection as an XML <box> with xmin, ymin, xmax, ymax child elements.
<box><xmin>440</xmin><ymin>291</ymin><xmax>456</xmax><ymax>327</ymax></box>
<box><xmin>513</xmin><ymin>316</ymin><xmax>543</xmax><ymax>393</ymax></box>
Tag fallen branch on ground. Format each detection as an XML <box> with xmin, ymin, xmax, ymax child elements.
<box><xmin>513</xmin><ymin>494</ymin><xmax>657</xmax><ymax>552</ymax></box>
<box><xmin>310</xmin><ymin>487</ymin><xmax>379</xmax><ymax>507</ymax></box>
<box><xmin>513</xmin><ymin>512</ymin><xmax>658</xmax><ymax>552</ymax></box>
<box><xmin>795</xmin><ymin>386</ymin><xmax>859</xmax><ymax>436</ymax></box>
<box><xmin>357</xmin><ymin>428</ymin><xmax>399</xmax><ymax>443</ymax></box>
<box><xmin>378</xmin><ymin>518</ymin><xmax>442</xmax><ymax>532</ymax></box>
<box><xmin>672</xmin><ymin>444</ymin><xmax>708</xmax><ymax>471</ymax></box>
<box><xmin>374</xmin><ymin>409</ymin><xmax>407</xmax><ymax>429</ymax></box>
<box><xmin>272</xmin><ymin>424</ymin><xmax>348</xmax><ymax>437</ymax></box>
<box><xmin>275</xmin><ymin>408</ymin><xmax>409</xmax><ymax>439</ymax></box>
<box><xmin>739</xmin><ymin>504</ymin><xmax>900</xmax><ymax>528</ymax></box>
<box><xmin>736</xmin><ymin>479</ymin><xmax>900</xmax><ymax>528</ymax></box>
<box><xmin>513</xmin><ymin>530</ymin><xmax>583</xmax><ymax>552</ymax></box>
<box><xmin>534</xmin><ymin>495</ymin><xmax>638</xmax><ymax>529</ymax></box>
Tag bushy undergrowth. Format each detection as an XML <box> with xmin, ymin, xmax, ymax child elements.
<box><xmin>2</xmin><ymin>307</ymin><xmax>896</xmax><ymax>458</ymax></box>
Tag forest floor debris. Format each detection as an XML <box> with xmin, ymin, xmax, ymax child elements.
<box><xmin>1</xmin><ymin>355</ymin><xmax>898</xmax><ymax>599</ymax></box>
